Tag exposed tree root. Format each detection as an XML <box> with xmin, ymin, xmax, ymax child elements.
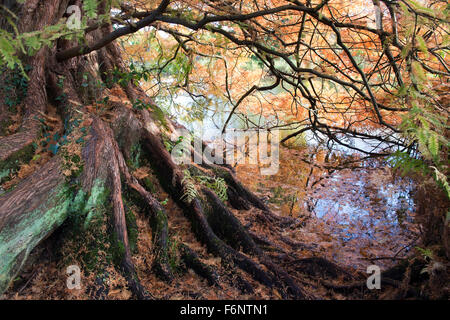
<box><xmin>0</xmin><ymin>157</ymin><xmax>66</xmax><ymax>293</ymax></box>
<box><xmin>0</xmin><ymin>131</ymin><xmax>37</xmax><ymax>163</ymax></box>
<box><xmin>86</xmin><ymin>119</ymin><xmax>150</xmax><ymax>300</ymax></box>
<box><xmin>202</xmin><ymin>188</ymin><xmax>260</xmax><ymax>255</ymax></box>
<box><xmin>117</xmin><ymin>149</ymin><xmax>174</xmax><ymax>282</ymax></box>
<box><xmin>285</xmin><ymin>257</ymin><xmax>356</xmax><ymax>281</ymax></box>
<box><xmin>179</xmin><ymin>244</ymin><xmax>219</xmax><ymax>286</ymax></box>
<box><xmin>319</xmin><ymin>258</ymin><xmax>427</xmax><ymax>299</ymax></box>
<box><xmin>227</xmin><ymin>185</ymin><xmax>251</xmax><ymax>210</ymax></box>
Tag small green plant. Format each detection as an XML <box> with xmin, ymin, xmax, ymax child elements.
<box><xmin>415</xmin><ymin>246</ymin><xmax>437</xmax><ymax>275</ymax></box>
<box><xmin>196</xmin><ymin>175</ymin><xmax>228</xmax><ymax>202</ymax></box>
<box><xmin>430</xmin><ymin>166</ymin><xmax>450</xmax><ymax>200</ymax></box>
<box><xmin>389</xmin><ymin>80</ymin><xmax>449</xmax><ymax>201</ymax></box>
<box><xmin>180</xmin><ymin>169</ymin><xmax>199</xmax><ymax>204</ymax></box>
<box><xmin>165</xmin><ymin>135</ymin><xmax>184</xmax><ymax>153</ymax></box>
<box><xmin>415</xmin><ymin>246</ymin><xmax>434</xmax><ymax>260</ymax></box>
<box><xmin>388</xmin><ymin>151</ymin><xmax>427</xmax><ymax>175</ymax></box>
<box><xmin>181</xmin><ymin>168</ymin><xmax>229</xmax><ymax>203</ymax></box>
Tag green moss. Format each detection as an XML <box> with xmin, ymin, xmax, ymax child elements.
<box><xmin>110</xmin><ymin>233</ymin><xmax>126</xmax><ymax>266</ymax></box>
<box><xmin>0</xmin><ymin>118</ymin><xmax>11</xmax><ymax>136</ymax></box>
<box><xmin>131</xmin><ymin>99</ymin><xmax>167</xmax><ymax>129</ymax></box>
<box><xmin>153</xmin><ymin>209</ymin><xmax>168</xmax><ymax>235</ymax></box>
<box><xmin>62</xmin><ymin>179</ymin><xmax>140</xmax><ymax>271</ymax></box>
<box><xmin>125</xmin><ymin>205</ymin><xmax>138</xmax><ymax>254</ymax></box>
<box><xmin>126</xmin><ymin>143</ymin><xmax>142</xmax><ymax>170</ymax></box>
<box><xmin>71</xmin><ymin>188</ymin><xmax>88</xmax><ymax>214</ymax></box>
<box><xmin>0</xmin><ymin>143</ymin><xmax>35</xmax><ymax>185</ymax></box>
<box><xmin>142</xmin><ymin>176</ymin><xmax>157</xmax><ymax>193</ymax></box>
<box><xmin>167</xmin><ymin>235</ymin><xmax>181</xmax><ymax>272</ymax></box>
<box><xmin>0</xmin><ymin>182</ymin><xmax>73</xmax><ymax>293</ymax></box>
<box><xmin>82</xmin><ymin>180</ymin><xmax>109</xmax><ymax>230</ymax></box>
<box><xmin>58</xmin><ymin>179</ymin><xmax>115</xmax><ymax>272</ymax></box>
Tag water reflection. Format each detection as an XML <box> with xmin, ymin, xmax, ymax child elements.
<box><xmin>236</xmin><ymin>147</ymin><xmax>418</xmax><ymax>269</ymax></box>
<box><xmin>163</xmin><ymin>98</ymin><xmax>418</xmax><ymax>269</ymax></box>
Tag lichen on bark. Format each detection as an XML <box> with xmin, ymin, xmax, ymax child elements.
<box><xmin>0</xmin><ymin>182</ymin><xmax>72</xmax><ymax>293</ymax></box>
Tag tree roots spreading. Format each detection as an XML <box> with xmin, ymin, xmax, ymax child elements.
<box><xmin>1</xmin><ymin>70</ymin><xmax>440</xmax><ymax>298</ymax></box>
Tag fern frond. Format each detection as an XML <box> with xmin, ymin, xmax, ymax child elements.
<box><xmin>180</xmin><ymin>169</ymin><xmax>199</xmax><ymax>204</ymax></box>
<box><xmin>83</xmin><ymin>0</ymin><xmax>98</xmax><ymax>19</ymax></box>
<box><xmin>195</xmin><ymin>174</ymin><xmax>228</xmax><ymax>202</ymax></box>
<box><xmin>213</xmin><ymin>177</ymin><xmax>228</xmax><ymax>202</ymax></box>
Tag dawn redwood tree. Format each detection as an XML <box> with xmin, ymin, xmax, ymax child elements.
<box><xmin>0</xmin><ymin>0</ymin><xmax>448</xmax><ymax>298</ymax></box>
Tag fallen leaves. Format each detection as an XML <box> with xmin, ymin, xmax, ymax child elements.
<box><xmin>236</xmin><ymin>145</ymin><xmax>417</xmax><ymax>270</ymax></box>
<box><xmin>133</xmin><ymin>166</ymin><xmax>151</xmax><ymax>180</ymax></box>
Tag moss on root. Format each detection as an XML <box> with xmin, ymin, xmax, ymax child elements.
<box><xmin>57</xmin><ymin>179</ymin><xmax>118</xmax><ymax>273</ymax></box>
<box><xmin>0</xmin><ymin>143</ymin><xmax>35</xmax><ymax>186</ymax></box>
<box><xmin>0</xmin><ymin>118</ymin><xmax>12</xmax><ymax>137</ymax></box>
<box><xmin>125</xmin><ymin>143</ymin><xmax>142</xmax><ymax>170</ymax></box>
<box><xmin>0</xmin><ymin>181</ymin><xmax>72</xmax><ymax>293</ymax></box>
<box><xmin>124</xmin><ymin>203</ymin><xmax>138</xmax><ymax>254</ymax></box>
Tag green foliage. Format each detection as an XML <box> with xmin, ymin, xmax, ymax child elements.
<box><xmin>180</xmin><ymin>168</ymin><xmax>230</xmax><ymax>204</ymax></box>
<box><xmin>167</xmin><ymin>235</ymin><xmax>181</xmax><ymax>272</ymax></box>
<box><xmin>387</xmin><ymin>0</ymin><xmax>448</xmax><ymax>198</ymax></box>
<box><xmin>399</xmin><ymin>101</ymin><xmax>448</xmax><ymax>159</ymax></box>
<box><xmin>180</xmin><ymin>169</ymin><xmax>199</xmax><ymax>204</ymax></box>
<box><xmin>110</xmin><ymin>64</ymin><xmax>152</xmax><ymax>87</ymax></box>
<box><xmin>0</xmin><ymin>1</ymin><xmax>108</xmax><ymax>75</ymax></box>
<box><xmin>164</xmin><ymin>135</ymin><xmax>184</xmax><ymax>153</ymax></box>
<box><xmin>431</xmin><ymin>166</ymin><xmax>450</xmax><ymax>199</ymax></box>
<box><xmin>195</xmin><ymin>175</ymin><xmax>228</xmax><ymax>202</ymax></box>
<box><xmin>416</xmin><ymin>245</ymin><xmax>437</xmax><ymax>275</ymax></box>
<box><xmin>392</xmin><ymin>79</ymin><xmax>449</xmax><ymax>200</ymax></box>
<box><xmin>163</xmin><ymin>50</ymin><xmax>192</xmax><ymax>83</ymax></box>
<box><xmin>83</xmin><ymin>0</ymin><xmax>98</xmax><ymax>19</ymax></box>
<box><xmin>125</xmin><ymin>206</ymin><xmax>139</xmax><ymax>254</ymax></box>
<box><xmin>1</xmin><ymin>64</ymin><xmax>30</xmax><ymax>111</ymax></box>
<box><xmin>415</xmin><ymin>246</ymin><xmax>434</xmax><ymax>260</ymax></box>
<box><xmin>0</xmin><ymin>22</ymin><xmax>75</xmax><ymax>75</ymax></box>
<box><xmin>388</xmin><ymin>151</ymin><xmax>427</xmax><ymax>175</ymax></box>
<box><xmin>0</xmin><ymin>33</ymin><xmax>21</xmax><ymax>70</ymax></box>
<box><xmin>416</xmin><ymin>36</ymin><xmax>428</xmax><ymax>56</ymax></box>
